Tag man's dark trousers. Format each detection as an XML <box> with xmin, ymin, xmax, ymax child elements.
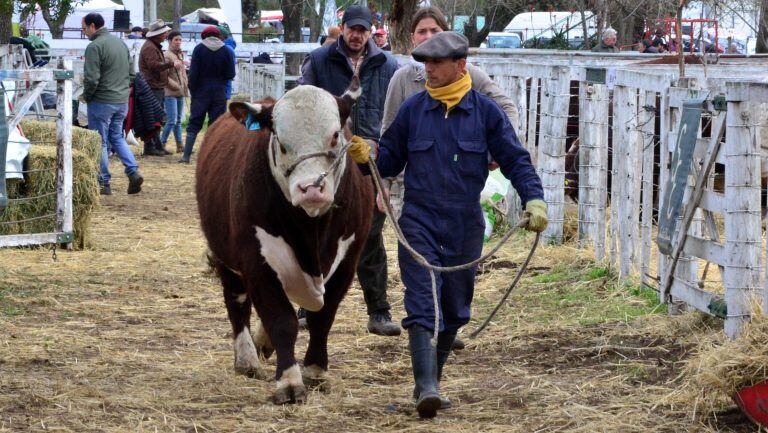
<box><xmin>357</xmin><ymin>208</ymin><xmax>390</xmax><ymax>315</ymax></box>
<box><xmin>149</xmin><ymin>88</ymin><xmax>166</xmax><ymax>153</ymax></box>
<box><xmin>181</xmin><ymin>93</ymin><xmax>227</xmax><ymax>160</ymax></box>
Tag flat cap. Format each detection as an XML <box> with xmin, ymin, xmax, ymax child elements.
<box><xmin>412</xmin><ymin>32</ymin><xmax>469</xmax><ymax>61</ymax></box>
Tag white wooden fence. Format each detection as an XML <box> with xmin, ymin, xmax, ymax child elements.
<box><xmin>0</xmin><ymin>58</ymin><xmax>74</xmax><ymax>249</ymax></box>
<box><xmin>474</xmin><ymin>58</ymin><xmax>768</xmax><ymax>338</ymax></box>
<box><xmin>234</xmin><ymin>62</ymin><xmax>285</xmax><ymax>100</ymax></box>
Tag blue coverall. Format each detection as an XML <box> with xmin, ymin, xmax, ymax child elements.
<box><xmin>376</xmin><ymin>89</ymin><xmax>544</xmax><ymax>332</ymax></box>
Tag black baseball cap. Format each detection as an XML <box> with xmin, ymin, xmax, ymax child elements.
<box><xmin>342</xmin><ymin>6</ymin><xmax>373</xmax><ymax>30</ymax></box>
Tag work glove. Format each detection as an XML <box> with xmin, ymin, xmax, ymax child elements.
<box><xmin>348</xmin><ymin>135</ymin><xmax>371</xmax><ymax>164</ymax></box>
<box><xmin>524</xmin><ymin>199</ymin><xmax>549</xmax><ymax>233</ymax></box>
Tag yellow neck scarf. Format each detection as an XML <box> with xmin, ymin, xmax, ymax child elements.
<box><xmin>426</xmin><ymin>72</ymin><xmax>472</xmax><ymax>115</ymax></box>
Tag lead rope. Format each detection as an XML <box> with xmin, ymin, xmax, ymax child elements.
<box><xmin>366</xmin><ymin>160</ymin><xmax>540</xmax><ymax>344</ymax></box>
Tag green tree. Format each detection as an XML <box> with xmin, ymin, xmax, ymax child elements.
<box><xmin>19</xmin><ymin>0</ymin><xmax>85</xmax><ymax>39</ymax></box>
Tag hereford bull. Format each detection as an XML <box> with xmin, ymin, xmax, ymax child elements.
<box><xmin>195</xmin><ymin>80</ymin><xmax>373</xmax><ymax>404</ymax></box>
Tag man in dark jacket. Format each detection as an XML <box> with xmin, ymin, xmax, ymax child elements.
<box><xmin>139</xmin><ymin>19</ymin><xmax>180</xmax><ymax>155</ymax></box>
<box><xmin>349</xmin><ymin>32</ymin><xmax>546</xmax><ymax>418</ymax></box>
<box><xmin>179</xmin><ymin>26</ymin><xmax>236</xmax><ymax>163</ymax></box>
<box><xmin>298</xmin><ymin>5</ymin><xmax>400</xmax><ymax>336</ymax></box>
<box><xmin>82</xmin><ymin>12</ymin><xmax>143</xmax><ymax>195</ymax></box>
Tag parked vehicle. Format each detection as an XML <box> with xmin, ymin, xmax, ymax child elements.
<box><xmin>485</xmin><ymin>32</ymin><xmax>521</xmax><ymax>48</ymax></box>
<box><xmin>504</xmin><ymin>11</ymin><xmax>597</xmax><ymax>45</ymax></box>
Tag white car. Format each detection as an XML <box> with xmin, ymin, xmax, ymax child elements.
<box><xmin>485</xmin><ymin>32</ymin><xmax>522</xmax><ymax>49</ymax></box>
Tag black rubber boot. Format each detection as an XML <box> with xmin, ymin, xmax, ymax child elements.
<box><xmin>143</xmin><ymin>137</ymin><xmax>164</xmax><ymax>156</ymax></box>
<box><xmin>408</xmin><ymin>326</ymin><xmax>441</xmax><ymax>419</ymax></box>
<box><xmin>179</xmin><ymin>132</ymin><xmax>197</xmax><ymax>163</ymax></box>
<box><xmin>436</xmin><ymin>331</ymin><xmax>456</xmax><ymax>409</ymax></box>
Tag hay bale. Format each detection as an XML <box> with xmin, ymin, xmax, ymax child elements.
<box><xmin>670</xmin><ymin>303</ymin><xmax>768</xmax><ymax>419</ymax></box>
<box><xmin>562</xmin><ymin>201</ymin><xmax>579</xmax><ymax>242</ymax></box>
<box><xmin>20</xmin><ymin>120</ymin><xmax>102</xmax><ymax>162</ymax></box>
<box><xmin>0</xmin><ymin>144</ymin><xmax>99</xmax><ymax>249</ymax></box>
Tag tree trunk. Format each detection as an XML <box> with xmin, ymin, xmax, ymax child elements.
<box><xmin>173</xmin><ymin>0</ymin><xmax>182</xmax><ymax>30</ymax></box>
<box><xmin>281</xmin><ymin>0</ymin><xmax>303</xmax><ymax>76</ymax></box>
<box><xmin>464</xmin><ymin>1</ymin><xmax>517</xmax><ymax>48</ymax></box>
<box><xmin>307</xmin><ymin>0</ymin><xmax>326</xmax><ymax>44</ymax></box>
<box><xmin>0</xmin><ymin>1</ymin><xmax>13</xmax><ymax>44</ymax></box>
<box><xmin>144</xmin><ymin>0</ymin><xmax>151</xmax><ymax>26</ymax></box>
<box><xmin>41</xmin><ymin>8</ymin><xmax>66</xmax><ymax>39</ymax></box>
<box><xmin>579</xmin><ymin>2</ymin><xmax>591</xmax><ymax>50</ymax></box>
<box><xmin>758</xmin><ymin>0</ymin><xmax>768</xmax><ymax>53</ymax></box>
<box><xmin>388</xmin><ymin>0</ymin><xmax>417</xmax><ymax>54</ymax></box>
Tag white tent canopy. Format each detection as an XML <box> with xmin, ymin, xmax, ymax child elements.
<box><xmin>180</xmin><ymin>6</ymin><xmax>242</xmax><ymax>42</ymax></box>
<box><xmin>22</xmin><ymin>0</ymin><xmax>243</xmax><ymax>42</ymax></box>
<box><xmin>24</xmin><ymin>0</ymin><xmax>125</xmax><ymax>39</ymax></box>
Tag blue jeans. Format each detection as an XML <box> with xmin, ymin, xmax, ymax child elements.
<box><xmin>87</xmin><ymin>102</ymin><xmax>138</xmax><ymax>186</ymax></box>
<box><xmin>161</xmin><ymin>96</ymin><xmax>185</xmax><ymax>144</ymax></box>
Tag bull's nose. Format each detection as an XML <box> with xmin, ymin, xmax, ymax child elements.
<box><xmin>299</xmin><ymin>182</ymin><xmax>325</xmax><ymax>193</ymax></box>
<box><xmin>297</xmin><ymin>183</ymin><xmax>328</xmax><ymax>205</ymax></box>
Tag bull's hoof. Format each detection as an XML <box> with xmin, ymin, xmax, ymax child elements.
<box><xmin>256</xmin><ymin>345</ymin><xmax>274</xmax><ymax>360</ymax></box>
<box><xmin>303</xmin><ymin>376</ymin><xmax>331</xmax><ymax>392</ymax></box>
<box><xmin>274</xmin><ymin>364</ymin><xmax>307</xmax><ymax>404</ymax></box>
<box><xmin>234</xmin><ymin>364</ymin><xmax>267</xmax><ymax>379</ymax></box>
<box><xmin>273</xmin><ymin>384</ymin><xmax>307</xmax><ymax>405</ymax></box>
<box><xmin>302</xmin><ymin>365</ymin><xmax>331</xmax><ymax>393</ymax></box>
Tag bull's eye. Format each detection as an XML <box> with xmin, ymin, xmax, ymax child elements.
<box><xmin>279</xmin><ymin>143</ymin><xmax>287</xmax><ymax>154</ymax></box>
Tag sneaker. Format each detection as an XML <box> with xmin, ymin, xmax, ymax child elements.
<box><xmin>297</xmin><ymin>307</ymin><xmax>308</xmax><ymax>329</ymax></box>
<box><xmin>99</xmin><ymin>184</ymin><xmax>112</xmax><ymax>195</ymax></box>
<box><xmin>367</xmin><ymin>311</ymin><xmax>401</xmax><ymax>336</ymax></box>
<box><xmin>178</xmin><ymin>156</ymin><xmax>190</xmax><ymax>164</ymax></box>
<box><xmin>127</xmin><ymin>171</ymin><xmax>144</xmax><ymax>194</ymax></box>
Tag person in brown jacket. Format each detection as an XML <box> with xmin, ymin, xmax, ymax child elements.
<box><xmin>139</xmin><ymin>19</ymin><xmax>181</xmax><ymax>155</ymax></box>
<box><xmin>161</xmin><ymin>30</ymin><xmax>189</xmax><ymax>153</ymax></box>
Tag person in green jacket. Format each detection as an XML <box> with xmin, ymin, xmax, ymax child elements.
<box><xmin>82</xmin><ymin>12</ymin><xmax>143</xmax><ymax>196</ymax></box>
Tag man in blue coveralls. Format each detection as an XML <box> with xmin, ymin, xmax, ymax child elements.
<box><xmin>348</xmin><ymin>32</ymin><xmax>548</xmax><ymax>418</ymax></box>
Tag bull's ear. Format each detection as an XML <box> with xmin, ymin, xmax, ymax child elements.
<box><xmin>335</xmin><ymin>75</ymin><xmax>361</xmax><ymax>127</ymax></box>
<box><xmin>229</xmin><ymin>101</ymin><xmax>274</xmax><ymax>130</ymax></box>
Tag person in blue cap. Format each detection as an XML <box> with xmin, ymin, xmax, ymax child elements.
<box><xmin>348</xmin><ymin>31</ymin><xmax>548</xmax><ymax>418</ymax></box>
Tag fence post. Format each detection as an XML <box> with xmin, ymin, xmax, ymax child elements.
<box><xmin>723</xmin><ymin>85</ymin><xmax>761</xmax><ymax>339</ymax></box>
<box><xmin>657</xmin><ymin>92</ymin><xmax>671</xmax><ymax>298</ymax></box>
<box><xmin>0</xmin><ymin>90</ymin><xmax>7</xmax><ymax>212</ymax></box>
<box><xmin>508</xmin><ymin>76</ymin><xmax>527</xmax><ymax>142</ymax></box>
<box><xmin>55</xmin><ymin>59</ymin><xmax>73</xmax><ymax>250</ymax></box>
<box><xmin>577</xmin><ymin>81</ymin><xmax>609</xmax><ymax>259</ymax></box>
<box><xmin>640</xmin><ymin>90</ymin><xmax>657</xmax><ymax>286</ymax></box>
<box><xmin>526</xmin><ymin>78</ymin><xmax>539</xmax><ymax>165</ymax></box>
<box><xmin>612</xmin><ymin>85</ymin><xmax>641</xmax><ymax>279</ymax></box>
<box><xmin>539</xmin><ymin>66</ymin><xmax>570</xmax><ymax>244</ymax></box>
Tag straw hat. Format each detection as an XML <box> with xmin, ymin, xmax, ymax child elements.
<box><xmin>146</xmin><ymin>19</ymin><xmax>171</xmax><ymax>38</ymax></box>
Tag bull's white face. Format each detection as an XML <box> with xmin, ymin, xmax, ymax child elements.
<box><xmin>268</xmin><ymin>86</ymin><xmax>348</xmax><ymax>217</ymax></box>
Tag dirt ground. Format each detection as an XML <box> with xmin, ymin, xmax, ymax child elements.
<box><xmin>0</xmin><ymin>150</ymin><xmax>760</xmax><ymax>432</ymax></box>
